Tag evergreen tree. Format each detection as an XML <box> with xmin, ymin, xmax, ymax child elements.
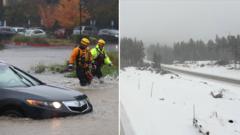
<box><xmin>120</xmin><ymin>37</ymin><xmax>145</xmax><ymax>68</ymax></box>
<box><xmin>152</xmin><ymin>52</ymin><xmax>161</xmax><ymax>69</ymax></box>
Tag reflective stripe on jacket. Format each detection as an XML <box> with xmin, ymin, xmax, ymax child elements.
<box><xmin>90</xmin><ymin>45</ymin><xmax>111</xmax><ymax>65</ymax></box>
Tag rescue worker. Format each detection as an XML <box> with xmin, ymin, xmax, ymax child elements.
<box><xmin>68</xmin><ymin>37</ymin><xmax>93</xmax><ymax>86</ymax></box>
<box><xmin>91</xmin><ymin>39</ymin><xmax>113</xmax><ymax>83</ymax></box>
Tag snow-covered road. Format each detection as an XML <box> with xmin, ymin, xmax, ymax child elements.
<box><xmin>162</xmin><ymin>65</ymin><xmax>240</xmax><ymax>85</ymax></box>
<box><xmin>163</xmin><ymin>61</ymin><xmax>240</xmax><ymax>81</ymax></box>
<box><xmin>121</xmin><ymin>67</ymin><xmax>240</xmax><ymax>135</ymax></box>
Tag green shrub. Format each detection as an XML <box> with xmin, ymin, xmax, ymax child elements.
<box><xmin>48</xmin><ymin>63</ymin><xmax>68</xmax><ymax>73</ymax></box>
<box><xmin>12</xmin><ymin>35</ymin><xmax>31</xmax><ymax>43</ymax></box>
<box><xmin>12</xmin><ymin>35</ymin><xmax>49</xmax><ymax>44</ymax></box>
<box><xmin>107</xmin><ymin>51</ymin><xmax>119</xmax><ymax>68</ymax></box>
<box><xmin>31</xmin><ymin>62</ymin><xmax>68</xmax><ymax>74</ymax></box>
<box><xmin>31</xmin><ymin>38</ymin><xmax>49</xmax><ymax>44</ymax></box>
<box><xmin>64</xmin><ymin>71</ymin><xmax>77</xmax><ymax>78</ymax></box>
<box><xmin>102</xmin><ymin>65</ymin><xmax>118</xmax><ymax>77</ymax></box>
<box><xmin>31</xmin><ymin>63</ymin><xmax>46</xmax><ymax>74</ymax></box>
<box><xmin>47</xmin><ymin>38</ymin><xmax>72</xmax><ymax>46</ymax></box>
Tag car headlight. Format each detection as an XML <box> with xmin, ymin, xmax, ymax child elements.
<box><xmin>26</xmin><ymin>99</ymin><xmax>62</xmax><ymax>109</ymax></box>
<box><xmin>52</xmin><ymin>101</ymin><xmax>62</xmax><ymax>109</ymax></box>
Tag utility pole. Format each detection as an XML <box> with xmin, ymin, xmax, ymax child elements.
<box><xmin>79</xmin><ymin>0</ymin><xmax>81</xmax><ymax>34</ymax></box>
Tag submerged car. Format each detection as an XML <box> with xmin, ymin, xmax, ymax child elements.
<box><xmin>0</xmin><ymin>61</ymin><xmax>92</xmax><ymax>119</ymax></box>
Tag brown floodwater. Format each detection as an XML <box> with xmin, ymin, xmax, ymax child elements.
<box><xmin>0</xmin><ymin>46</ymin><xmax>119</xmax><ymax>135</ymax></box>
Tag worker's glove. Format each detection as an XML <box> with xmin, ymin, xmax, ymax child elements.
<box><xmin>67</xmin><ymin>64</ymin><xmax>74</xmax><ymax>71</ymax></box>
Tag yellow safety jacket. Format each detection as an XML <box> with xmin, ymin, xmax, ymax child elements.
<box><xmin>90</xmin><ymin>45</ymin><xmax>112</xmax><ymax>65</ymax></box>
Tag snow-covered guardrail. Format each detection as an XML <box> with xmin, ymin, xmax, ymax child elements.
<box><xmin>162</xmin><ymin>65</ymin><xmax>240</xmax><ymax>85</ymax></box>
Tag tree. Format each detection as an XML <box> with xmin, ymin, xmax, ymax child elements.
<box><xmin>206</xmin><ymin>40</ymin><xmax>215</xmax><ymax>60</ymax></box>
<box><xmin>0</xmin><ymin>2</ymin><xmax>4</xmax><ymax>22</ymax></box>
<box><xmin>146</xmin><ymin>44</ymin><xmax>173</xmax><ymax>65</ymax></box>
<box><xmin>54</xmin><ymin>0</ymin><xmax>90</xmax><ymax>30</ymax></box>
<box><xmin>228</xmin><ymin>35</ymin><xmax>239</xmax><ymax>68</ymax></box>
<box><xmin>120</xmin><ymin>37</ymin><xmax>145</xmax><ymax>67</ymax></box>
<box><xmin>152</xmin><ymin>52</ymin><xmax>161</xmax><ymax>69</ymax></box>
<box><xmin>3</xmin><ymin>0</ymin><xmax>41</xmax><ymax>27</ymax></box>
<box><xmin>38</xmin><ymin>4</ymin><xmax>56</xmax><ymax>29</ymax></box>
<box><xmin>85</xmin><ymin>0</ymin><xmax>118</xmax><ymax>29</ymax></box>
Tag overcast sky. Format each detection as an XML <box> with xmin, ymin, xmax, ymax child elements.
<box><xmin>120</xmin><ymin>0</ymin><xmax>240</xmax><ymax>46</ymax></box>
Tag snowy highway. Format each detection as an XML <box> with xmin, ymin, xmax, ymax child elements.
<box><xmin>121</xmin><ymin>67</ymin><xmax>240</xmax><ymax>135</ymax></box>
<box><xmin>162</xmin><ymin>65</ymin><xmax>240</xmax><ymax>85</ymax></box>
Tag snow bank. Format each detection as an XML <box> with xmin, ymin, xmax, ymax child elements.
<box><xmin>121</xmin><ymin>67</ymin><xmax>240</xmax><ymax>135</ymax></box>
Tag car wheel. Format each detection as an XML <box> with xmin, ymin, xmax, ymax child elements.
<box><xmin>2</xmin><ymin>110</ymin><xmax>24</xmax><ymax>118</ymax></box>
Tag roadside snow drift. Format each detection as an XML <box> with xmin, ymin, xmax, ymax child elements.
<box><xmin>121</xmin><ymin>67</ymin><xmax>240</xmax><ymax>135</ymax></box>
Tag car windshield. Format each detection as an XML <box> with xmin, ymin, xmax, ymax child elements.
<box><xmin>0</xmin><ymin>64</ymin><xmax>41</xmax><ymax>88</ymax></box>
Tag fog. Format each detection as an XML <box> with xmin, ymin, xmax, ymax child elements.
<box><xmin>120</xmin><ymin>0</ymin><xmax>240</xmax><ymax>46</ymax></box>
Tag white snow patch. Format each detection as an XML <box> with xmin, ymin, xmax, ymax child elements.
<box><xmin>121</xmin><ymin>67</ymin><xmax>240</xmax><ymax>135</ymax></box>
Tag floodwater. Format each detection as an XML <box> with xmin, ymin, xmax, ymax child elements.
<box><xmin>0</xmin><ymin>83</ymin><xmax>118</xmax><ymax>135</ymax></box>
<box><xmin>0</xmin><ymin>44</ymin><xmax>118</xmax><ymax>70</ymax></box>
<box><xmin>0</xmin><ymin>46</ymin><xmax>119</xmax><ymax>135</ymax></box>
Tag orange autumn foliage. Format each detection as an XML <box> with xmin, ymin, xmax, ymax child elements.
<box><xmin>54</xmin><ymin>0</ymin><xmax>90</xmax><ymax>29</ymax></box>
<box><xmin>38</xmin><ymin>4</ymin><xmax>56</xmax><ymax>28</ymax></box>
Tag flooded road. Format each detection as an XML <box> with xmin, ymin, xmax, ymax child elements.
<box><xmin>0</xmin><ymin>46</ymin><xmax>119</xmax><ymax>135</ymax></box>
<box><xmin>0</xmin><ymin>82</ymin><xmax>118</xmax><ymax>135</ymax></box>
<box><xmin>0</xmin><ymin>44</ymin><xmax>118</xmax><ymax>70</ymax></box>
